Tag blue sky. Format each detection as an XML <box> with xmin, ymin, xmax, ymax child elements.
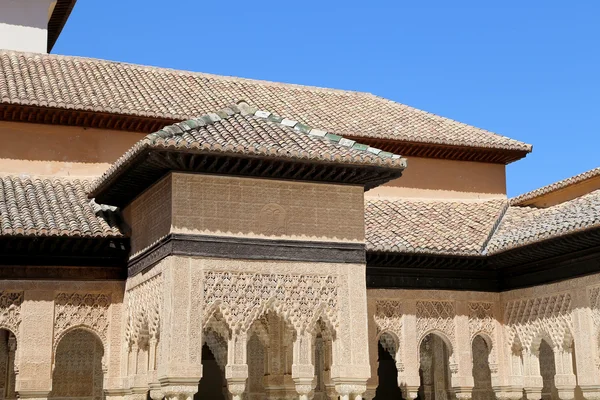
<box><xmin>53</xmin><ymin>1</ymin><xmax>600</xmax><ymax>197</ymax></box>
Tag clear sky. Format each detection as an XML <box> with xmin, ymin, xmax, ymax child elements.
<box><xmin>53</xmin><ymin>1</ymin><xmax>600</xmax><ymax>197</ymax></box>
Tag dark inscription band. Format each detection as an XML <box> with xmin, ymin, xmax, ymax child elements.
<box><xmin>128</xmin><ymin>233</ymin><xmax>366</xmax><ymax>277</ymax></box>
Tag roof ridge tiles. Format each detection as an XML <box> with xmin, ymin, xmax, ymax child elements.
<box><xmin>147</xmin><ymin>101</ymin><xmax>406</xmax><ymax>165</ymax></box>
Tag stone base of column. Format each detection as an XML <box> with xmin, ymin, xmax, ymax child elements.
<box><xmin>17</xmin><ymin>391</ymin><xmax>50</xmax><ymax>400</ymax></box>
<box><xmin>524</xmin><ymin>387</ymin><xmax>542</xmax><ymax>400</ymax></box>
<box><xmin>579</xmin><ymin>386</ymin><xmax>600</xmax><ymax>400</ymax></box>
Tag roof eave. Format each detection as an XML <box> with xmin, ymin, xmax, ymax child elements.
<box><xmin>47</xmin><ymin>0</ymin><xmax>77</xmax><ymax>53</ymax></box>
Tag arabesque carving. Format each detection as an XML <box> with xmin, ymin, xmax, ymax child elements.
<box><xmin>203</xmin><ymin>271</ymin><xmax>338</xmax><ymax>335</ymax></box>
<box><xmin>504</xmin><ymin>293</ymin><xmax>572</xmax><ymax>352</ymax></box>
<box><xmin>126</xmin><ymin>274</ymin><xmax>162</xmax><ymax>347</ymax></box>
<box><xmin>54</xmin><ymin>293</ymin><xmax>110</xmax><ymax>351</ymax></box>
<box><xmin>0</xmin><ymin>292</ymin><xmax>23</xmax><ymax>336</ymax></box>
<box><xmin>416</xmin><ymin>301</ymin><xmax>455</xmax><ymax>348</ymax></box>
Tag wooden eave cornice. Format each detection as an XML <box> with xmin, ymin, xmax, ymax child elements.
<box><xmin>47</xmin><ymin>0</ymin><xmax>78</xmax><ymax>52</ymax></box>
<box><xmin>366</xmin><ymin>226</ymin><xmax>600</xmax><ymax>291</ymax></box>
<box><xmin>0</xmin><ymin>104</ymin><xmax>528</xmax><ymax>164</ymax></box>
<box><xmin>92</xmin><ymin>147</ymin><xmax>403</xmax><ymax>208</ymax></box>
<box><xmin>0</xmin><ymin>235</ymin><xmax>129</xmax><ymax>279</ymax></box>
<box><xmin>347</xmin><ymin>136</ymin><xmax>529</xmax><ymax>164</ymax></box>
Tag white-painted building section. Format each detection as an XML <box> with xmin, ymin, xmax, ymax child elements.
<box><xmin>0</xmin><ymin>0</ymin><xmax>56</xmax><ymax>53</ymax></box>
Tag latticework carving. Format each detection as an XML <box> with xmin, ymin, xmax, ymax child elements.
<box><xmin>0</xmin><ymin>292</ymin><xmax>23</xmax><ymax>336</ymax></box>
<box><xmin>54</xmin><ymin>293</ymin><xmax>110</xmax><ymax>352</ymax></box>
<box><xmin>504</xmin><ymin>293</ymin><xmax>572</xmax><ymax>352</ymax></box>
<box><xmin>126</xmin><ymin>274</ymin><xmax>162</xmax><ymax>347</ymax></box>
<box><xmin>203</xmin><ymin>272</ymin><xmax>338</xmax><ymax>335</ymax></box>
<box><xmin>49</xmin><ymin>329</ymin><xmax>105</xmax><ymax>400</ymax></box>
<box><xmin>416</xmin><ymin>301</ymin><xmax>455</xmax><ymax>348</ymax></box>
<box><xmin>374</xmin><ymin>300</ymin><xmax>402</xmax><ymax>335</ymax></box>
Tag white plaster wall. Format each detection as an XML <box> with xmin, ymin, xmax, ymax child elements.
<box><xmin>0</xmin><ymin>0</ymin><xmax>55</xmax><ymax>53</ymax></box>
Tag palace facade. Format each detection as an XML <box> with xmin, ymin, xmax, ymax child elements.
<box><xmin>0</xmin><ymin>2</ymin><xmax>599</xmax><ymax>400</ymax></box>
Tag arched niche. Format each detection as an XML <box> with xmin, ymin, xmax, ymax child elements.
<box><xmin>472</xmin><ymin>335</ymin><xmax>494</xmax><ymax>400</ymax></box>
<box><xmin>49</xmin><ymin>328</ymin><xmax>105</xmax><ymax>400</ymax></box>
<box><xmin>418</xmin><ymin>332</ymin><xmax>453</xmax><ymax>400</ymax></box>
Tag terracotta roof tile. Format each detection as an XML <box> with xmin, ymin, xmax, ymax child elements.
<box><xmin>0</xmin><ymin>176</ymin><xmax>122</xmax><ymax>238</ymax></box>
<box><xmin>0</xmin><ymin>50</ymin><xmax>531</xmax><ymax>153</ymax></box>
<box><xmin>511</xmin><ymin>166</ymin><xmax>600</xmax><ymax>206</ymax></box>
<box><xmin>486</xmin><ymin>190</ymin><xmax>600</xmax><ymax>254</ymax></box>
<box><xmin>365</xmin><ymin>198</ymin><xmax>507</xmax><ymax>256</ymax></box>
<box><xmin>90</xmin><ymin>103</ymin><xmax>407</xmax><ymax>197</ymax></box>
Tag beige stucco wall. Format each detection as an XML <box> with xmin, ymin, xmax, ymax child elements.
<box><xmin>521</xmin><ymin>176</ymin><xmax>600</xmax><ymax>207</ymax></box>
<box><xmin>0</xmin><ymin>121</ymin><xmax>143</xmax><ymax>178</ymax></box>
<box><xmin>367</xmin><ymin>157</ymin><xmax>507</xmax><ymax>200</ymax></box>
<box><xmin>0</xmin><ymin>0</ymin><xmax>56</xmax><ymax>53</ymax></box>
<box><xmin>125</xmin><ymin>173</ymin><xmax>365</xmax><ymax>255</ymax></box>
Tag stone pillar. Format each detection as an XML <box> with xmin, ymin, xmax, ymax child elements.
<box><xmin>16</xmin><ymin>290</ymin><xmax>53</xmax><ymax>400</ymax></box>
<box><xmin>572</xmin><ymin>289</ymin><xmax>600</xmax><ymax>400</ymax></box>
<box><xmin>157</xmin><ymin>257</ymin><xmax>202</xmax><ymax>398</ymax></box>
<box><xmin>330</xmin><ymin>264</ymin><xmax>370</xmax><ymax>399</ymax></box>
<box><xmin>399</xmin><ymin>300</ymin><xmax>421</xmax><ymax>400</ymax></box>
<box><xmin>453</xmin><ymin>301</ymin><xmax>475</xmax><ymax>400</ymax></box>
<box><xmin>292</xmin><ymin>332</ymin><xmax>316</xmax><ymax>400</ymax></box>
<box><xmin>553</xmin><ymin>343</ymin><xmax>576</xmax><ymax>400</ymax></box>
<box><xmin>226</xmin><ymin>333</ymin><xmax>248</xmax><ymax>400</ymax></box>
<box><xmin>365</xmin><ymin>297</ymin><xmax>379</xmax><ymax>398</ymax></box>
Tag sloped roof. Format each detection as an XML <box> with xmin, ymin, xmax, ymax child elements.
<box><xmin>486</xmin><ymin>189</ymin><xmax>600</xmax><ymax>255</ymax></box>
<box><xmin>365</xmin><ymin>198</ymin><xmax>507</xmax><ymax>256</ymax></box>
<box><xmin>90</xmin><ymin>103</ymin><xmax>406</xmax><ymax>206</ymax></box>
<box><xmin>0</xmin><ymin>176</ymin><xmax>121</xmax><ymax>238</ymax></box>
<box><xmin>511</xmin><ymin>166</ymin><xmax>600</xmax><ymax>206</ymax></box>
<box><xmin>0</xmin><ymin>50</ymin><xmax>531</xmax><ymax>160</ymax></box>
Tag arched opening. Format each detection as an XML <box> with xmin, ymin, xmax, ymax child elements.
<box><xmin>472</xmin><ymin>335</ymin><xmax>494</xmax><ymax>400</ymax></box>
<box><xmin>374</xmin><ymin>332</ymin><xmax>402</xmax><ymax>400</ymax></box>
<box><xmin>246</xmin><ymin>332</ymin><xmax>266</xmax><ymax>399</ymax></box>
<box><xmin>196</xmin><ymin>325</ymin><xmax>228</xmax><ymax>400</ymax></box>
<box><xmin>50</xmin><ymin>328</ymin><xmax>104</xmax><ymax>400</ymax></box>
<box><xmin>539</xmin><ymin>339</ymin><xmax>557</xmax><ymax>400</ymax></box>
<box><xmin>0</xmin><ymin>329</ymin><xmax>17</xmax><ymax>400</ymax></box>
<box><xmin>418</xmin><ymin>333</ymin><xmax>453</xmax><ymax>400</ymax></box>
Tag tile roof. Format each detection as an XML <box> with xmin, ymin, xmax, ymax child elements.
<box><xmin>365</xmin><ymin>198</ymin><xmax>507</xmax><ymax>256</ymax></box>
<box><xmin>90</xmin><ymin>102</ymin><xmax>407</xmax><ymax>199</ymax></box>
<box><xmin>486</xmin><ymin>189</ymin><xmax>600</xmax><ymax>255</ymax></box>
<box><xmin>0</xmin><ymin>50</ymin><xmax>531</xmax><ymax>154</ymax></box>
<box><xmin>511</xmin><ymin>166</ymin><xmax>600</xmax><ymax>206</ymax></box>
<box><xmin>0</xmin><ymin>176</ymin><xmax>122</xmax><ymax>238</ymax></box>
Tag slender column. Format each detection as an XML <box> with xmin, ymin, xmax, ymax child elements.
<box><xmin>399</xmin><ymin>300</ymin><xmax>420</xmax><ymax>400</ymax></box>
<box><xmin>292</xmin><ymin>332</ymin><xmax>316</xmax><ymax>400</ymax></box>
<box><xmin>226</xmin><ymin>333</ymin><xmax>248</xmax><ymax>400</ymax></box>
<box><xmin>554</xmin><ymin>344</ymin><xmax>576</xmax><ymax>400</ymax></box>
<box><xmin>522</xmin><ymin>349</ymin><xmax>543</xmax><ymax>400</ymax></box>
<box><xmin>452</xmin><ymin>301</ymin><xmax>474</xmax><ymax>400</ymax></box>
